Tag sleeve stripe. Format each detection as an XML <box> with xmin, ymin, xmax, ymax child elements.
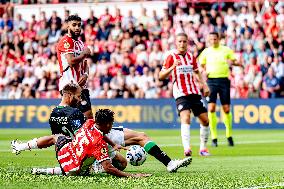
<box><xmin>97</xmin><ymin>157</ymin><xmax>111</xmax><ymax>163</ymax></box>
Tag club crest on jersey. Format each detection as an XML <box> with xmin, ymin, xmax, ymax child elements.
<box><xmin>64</xmin><ymin>42</ymin><xmax>70</xmax><ymax>49</ymax></box>
<box><xmin>101</xmin><ymin>148</ymin><xmax>107</xmax><ymax>155</ymax></box>
<box><xmin>72</xmin><ymin>120</ymin><xmax>81</xmax><ymax>127</ymax></box>
<box><xmin>81</xmin><ymin>101</ymin><xmax>87</xmax><ymax>105</ymax></box>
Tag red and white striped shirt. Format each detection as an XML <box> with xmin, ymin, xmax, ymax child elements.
<box><xmin>56</xmin><ymin>34</ymin><xmax>87</xmax><ymax>91</ymax></box>
<box><xmin>162</xmin><ymin>50</ymin><xmax>201</xmax><ymax>99</ymax></box>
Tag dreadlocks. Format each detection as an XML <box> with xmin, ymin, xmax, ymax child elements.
<box><xmin>95</xmin><ymin>109</ymin><xmax>115</xmax><ymax>126</ymax></box>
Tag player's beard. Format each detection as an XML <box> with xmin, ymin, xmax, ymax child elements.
<box><xmin>70</xmin><ymin>97</ymin><xmax>80</xmax><ymax>108</ymax></box>
<box><xmin>69</xmin><ymin>29</ymin><xmax>80</xmax><ymax>39</ymax></box>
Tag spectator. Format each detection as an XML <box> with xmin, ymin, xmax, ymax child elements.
<box><xmin>262</xmin><ymin>67</ymin><xmax>280</xmax><ymax>98</ymax></box>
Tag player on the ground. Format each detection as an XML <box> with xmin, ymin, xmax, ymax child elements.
<box><xmin>198</xmin><ymin>32</ymin><xmax>240</xmax><ymax>147</ymax></box>
<box><xmin>36</xmin><ymin>108</ymin><xmax>150</xmax><ymax>177</ymax></box>
<box><xmin>159</xmin><ymin>33</ymin><xmax>210</xmax><ymax>157</ymax></box>
<box><xmin>11</xmin><ymin>84</ymin><xmax>192</xmax><ymax>174</ymax></box>
<box><xmin>57</xmin><ymin>14</ymin><xmax>93</xmax><ymax>119</ymax></box>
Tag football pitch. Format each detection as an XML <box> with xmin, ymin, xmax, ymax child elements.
<box><xmin>0</xmin><ymin>129</ymin><xmax>283</xmax><ymax>189</ymax></box>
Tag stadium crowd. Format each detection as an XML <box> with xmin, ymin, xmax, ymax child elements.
<box><xmin>0</xmin><ymin>1</ymin><xmax>284</xmax><ymax>99</ymax></box>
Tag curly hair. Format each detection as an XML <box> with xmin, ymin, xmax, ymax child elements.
<box><xmin>95</xmin><ymin>109</ymin><xmax>115</xmax><ymax>126</ymax></box>
<box><xmin>66</xmin><ymin>15</ymin><xmax>81</xmax><ymax>23</ymax></box>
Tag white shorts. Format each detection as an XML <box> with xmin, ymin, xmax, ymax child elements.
<box><xmin>106</xmin><ymin>126</ymin><xmax>125</xmax><ymax>159</ymax></box>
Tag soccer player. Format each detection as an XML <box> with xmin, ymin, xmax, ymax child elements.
<box><xmin>198</xmin><ymin>32</ymin><xmax>240</xmax><ymax>147</ymax></box>
<box><xmin>43</xmin><ymin>108</ymin><xmax>150</xmax><ymax>177</ymax></box>
<box><xmin>12</xmin><ymin>84</ymin><xmax>192</xmax><ymax>174</ymax></box>
<box><xmin>57</xmin><ymin>14</ymin><xmax>93</xmax><ymax>119</ymax></box>
<box><xmin>159</xmin><ymin>33</ymin><xmax>210</xmax><ymax>157</ymax></box>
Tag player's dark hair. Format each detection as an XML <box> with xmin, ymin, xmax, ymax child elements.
<box><xmin>66</xmin><ymin>15</ymin><xmax>81</xmax><ymax>22</ymax></box>
<box><xmin>62</xmin><ymin>83</ymin><xmax>80</xmax><ymax>95</ymax></box>
<box><xmin>95</xmin><ymin>109</ymin><xmax>115</xmax><ymax>126</ymax></box>
<box><xmin>176</xmin><ymin>32</ymin><xmax>188</xmax><ymax>39</ymax></box>
<box><xmin>209</xmin><ymin>32</ymin><xmax>219</xmax><ymax>38</ymax></box>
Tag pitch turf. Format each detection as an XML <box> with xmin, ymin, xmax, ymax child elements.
<box><xmin>0</xmin><ymin>129</ymin><xmax>284</xmax><ymax>189</ymax></box>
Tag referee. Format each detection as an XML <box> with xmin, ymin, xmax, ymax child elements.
<box><xmin>198</xmin><ymin>32</ymin><xmax>240</xmax><ymax>147</ymax></box>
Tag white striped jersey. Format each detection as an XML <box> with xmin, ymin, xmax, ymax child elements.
<box><xmin>162</xmin><ymin>50</ymin><xmax>201</xmax><ymax>99</ymax></box>
<box><xmin>56</xmin><ymin>34</ymin><xmax>87</xmax><ymax>91</ymax></box>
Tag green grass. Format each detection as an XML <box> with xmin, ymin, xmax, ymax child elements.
<box><xmin>0</xmin><ymin>129</ymin><xmax>284</xmax><ymax>189</ymax></box>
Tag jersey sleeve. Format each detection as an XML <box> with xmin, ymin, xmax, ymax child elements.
<box><xmin>162</xmin><ymin>54</ymin><xmax>174</xmax><ymax>70</ymax></box>
<box><xmin>198</xmin><ymin>49</ymin><xmax>207</xmax><ymax>65</ymax></box>
<box><xmin>57</xmin><ymin>37</ymin><xmax>74</xmax><ymax>54</ymax></box>
<box><xmin>92</xmin><ymin>137</ymin><xmax>110</xmax><ymax>163</ymax></box>
<box><xmin>192</xmin><ymin>55</ymin><xmax>198</xmax><ymax>70</ymax></box>
<box><xmin>227</xmin><ymin>47</ymin><xmax>236</xmax><ymax>60</ymax></box>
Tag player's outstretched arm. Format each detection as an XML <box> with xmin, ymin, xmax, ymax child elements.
<box><xmin>101</xmin><ymin>160</ymin><xmax>151</xmax><ymax>178</ymax></box>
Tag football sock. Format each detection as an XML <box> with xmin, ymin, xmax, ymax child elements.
<box><xmin>208</xmin><ymin>112</ymin><xmax>218</xmax><ymax>139</ymax></box>
<box><xmin>144</xmin><ymin>141</ymin><xmax>171</xmax><ymax>166</ymax></box>
<box><xmin>38</xmin><ymin>167</ymin><xmax>62</xmax><ymax>175</ymax></box>
<box><xmin>181</xmin><ymin>123</ymin><xmax>190</xmax><ymax>151</ymax></box>
<box><xmin>200</xmin><ymin>124</ymin><xmax>209</xmax><ymax>150</ymax></box>
<box><xmin>18</xmin><ymin>138</ymin><xmax>38</xmax><ymax>151</ymax></box>
<box><xmin>223</xmin><ymin>112</ymin><xmax>233</xmax><ymax>138</ymax></box>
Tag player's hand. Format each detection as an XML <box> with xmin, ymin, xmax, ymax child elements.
<box><xmin>131</xmin><ymin>173</ymin><xmax>152</xmax><ymax>178</ymax></box>
<box><xmin>113</xmin><ymin>144</ymin><xmax>129</xmax><ymax>151</ymax></box>
<box><xmin>78</xmin><ymin>73</ymin><xmax>88</xmax><ymax>87</ymax></box>
<box><xmin>202</xmin><ymin>83</ymin><xmax>210</xmax><ymax>97</ymax></box>
<box><xmin>83</xmin><ymin>47</ymin><xmax>91</xmax><ymax>56</ymax></box>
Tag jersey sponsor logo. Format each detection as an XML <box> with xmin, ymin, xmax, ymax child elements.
<box><xmin>50</xmin><ymin>116</ymin><xmax>68</xmax><ymax>125</ymax></box>
<box><xmin>64</xmin><ymin>42</ymin><xmax>70</xmax><ymax>49</ymax></box>
<box><xmin>101</xmin><ymin>147</ymin><xmax>107</xmax><ymax>155</ymax></box>
<box><xmin>176</xmin><ymin>65</ymin><xmax>193</xmax><ymax>74</ymax></box>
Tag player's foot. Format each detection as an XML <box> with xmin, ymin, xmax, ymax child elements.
<box><xmin>211</xmin><ymin>138</ymin><xmax>218</xmax><ymax>147</ymax></box>
<box><xmin>184</xmin><ymin>149</ymin><xmax>192</xmax><ymax>156</ymax></box>
<box><xmin>199</xmin><ymin>148</ymin><xmax>210</xmax><ymax>156</ymax></box>
<box><xmin>90</xmin><ymin>161</ymin><xmax>105</xmax><ymax>174</ymax></box>
<box><xmin>227</xmin><ymin>137</ymin><xmax>234</xmax><ymax>146</ymax></box>
<box><xmin>11</xmin><ymin>140</ymin><xmax>21</xmax><ymax>155</ymax></box>
<box><xmin>167</xmin><ymin>157</ymin><xmax>192</xmax><ymax>173</ymax></box>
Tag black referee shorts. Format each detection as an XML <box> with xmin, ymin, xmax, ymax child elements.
<box><xmin>176</xmin><ymin>94</ymin><xmax>207</xmax><ymax>116</ymax></box>
<box><xmin>207</xmin><ymin>78</ymin><xmax>231</xmax><ymax>105</ymax></box>
<box><xmin>78</xmin><ymin>89</ymin><xmax>92</xmax><ymax>113</ymax></box>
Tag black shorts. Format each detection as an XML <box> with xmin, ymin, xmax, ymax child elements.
<box><xmin>78</xmin><ymin>89</ymin><xmax>92</xmax><ymax>113</ymax></box>
<box><xmin>207</xmin><ymin>78</ymin><xmax>231</xmax><ymax>105</ymax></box>
<box><xmin>55</xmin><ymin>135</ymin><xmax>72</xmax><ymax>154</ymax></box>
<box><xmin>175</xmin><ymin>94</ymin><xmax>207</xmax><ymax>116</ymax></box>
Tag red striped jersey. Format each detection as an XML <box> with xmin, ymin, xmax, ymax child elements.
<box><xmin>56</xmin><ymin>34</ymin><xmax>87</xmax><ymax>91</ymax></box>
<box><xmin>162</xmin><ymin>50</ymin><xmax>201</xmax><ymax>99</ymax></box>
<box><xmin>57</xmin><ymin>119</ymin><xmax>110</xmax><ymax>175</ymax></box>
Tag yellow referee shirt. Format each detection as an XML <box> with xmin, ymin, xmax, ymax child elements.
<box><xmin>198</xmin><ymin>45</ymin><xmax>236</xmax><ymax>78</ymax></box>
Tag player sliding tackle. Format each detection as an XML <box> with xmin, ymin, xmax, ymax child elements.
<box><xmin>11</xmin><ymin>83</ymin><xmax>192</xmax><ymax>174</ymax></box>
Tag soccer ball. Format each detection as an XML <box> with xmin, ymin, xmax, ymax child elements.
<box><xmin>126</xmin><ymin>145</ymin><xmax>147</xmax><ymax>166</ymax></box>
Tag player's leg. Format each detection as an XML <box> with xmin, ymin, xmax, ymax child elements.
<box><xmin>31</xmin><ymin>167</ymin><xmax>62</xmax><ymax>175</ymax></box>
<box><xmin>191</xmin><ymin>94</ymin><xmax>210</xmax><ymax>156</ymax></box>
<box><xmin>220</xmin><ymin>78</ymin><xmax>234</xmax><ymax>146</ymax></box>
<box><xmin>11</xmin><ymin>135</ymin><xmax>58</xmax><ymax>155</ymax></box>
<box><xmin>176</xmin><ymin>96</ymin><xmax>192</xmax><ymax>156</ymax></box>
<box><xmin>78</xmin><ymin>88</ymin><xmax>93</xmax><ymax>119</ymax></box>
<box><xmin>123</xmin><ymin>128</ymin><xmax>192</xmax><ymax>173</ymax></box>
<box><xmin>207</xmin><ymin>79</ymin><xmax>219</xmax><ymax>147</ymax></box>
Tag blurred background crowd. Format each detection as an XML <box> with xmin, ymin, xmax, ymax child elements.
<box><xmin>0</xmin><ymin>1</ymin><xmax>284</xmax><ymax>99</ymax></box>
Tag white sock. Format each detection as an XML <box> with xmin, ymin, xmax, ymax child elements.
<box><xmin>18</xmin><ymin>138</ymin><xmax>38</xmax><ymax>151</ymax></box>
<box><xmin>200</xmin><ymin>124</ymin><xmax>209</xmax><ymax>150</ymax></box>
<box><xmin>181</xmin><ymin>124</ymin><xmax>190</xmax><ymax>151</ymax></box>
<box><xmin>38</xmin><ymin>167</ymin><xmax>62</xmax><ymax>175</ymax></box>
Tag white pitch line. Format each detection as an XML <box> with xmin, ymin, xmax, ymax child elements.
<box><xmin>159</xmin><ymin>139</ymin><xmax>284</xmax><ymax>147</ymax></box>
<box><xmin>240</xmin><ymin>183</ymin><xmax>284</xmax><ymax>189</ymax></box>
